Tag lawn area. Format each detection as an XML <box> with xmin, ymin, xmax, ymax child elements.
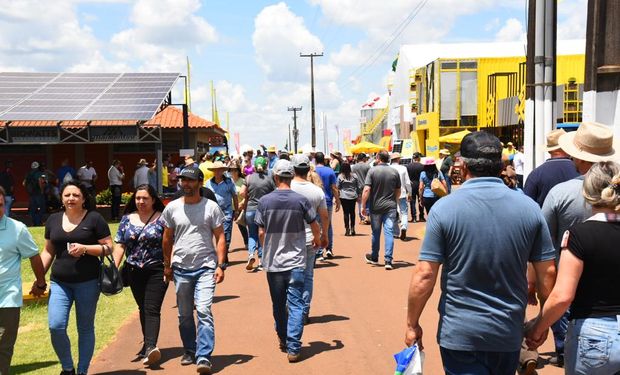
<box><xmin>11</xmin><ymin>223</ymin><xmax>138</xmax><ymax>375</ymax></box>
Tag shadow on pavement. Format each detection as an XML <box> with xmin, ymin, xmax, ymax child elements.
<box><xmin>401</xmin><ymin>236</ymin><xmax>419</xmax><ymax>241</ymax></box>
<box><xmin>309</xmin><ymin>314</ymin><xmax>350</xmax><ymax>324</ymax></box>
<box><xmin>91</xmin><ymin>371</ymin><xmax>147</xmax><ymax>375</ymax></box>
<box><xmin>330</xmin><ymin>255</ymin><xmax>352</xmax><ymax>260</ymax></box>
<box><xmin>157</xmin><ymin>346</ymin><xmax>185</xmax><ymax>366</ymax></box>
<box><xmin>214</xmin><ymin>295</ymin><xmax>240</xmax><ymax>304</ymax></box>
<box><xmin>227</xmin><ymin>260</ymin><xmax>247</xmax><ymax>267</ymax></box>
<box><xmin>302</xmin><ymin>340</ymin><xmax>344</xmax><ymax>361</ymax></box>
<box><xmin>11</xmin><ymin>361</ymin><xmax>57</xmax><ymax>374</ymax></box>
<box><xmin>228</xmin><ymin>246</ymin><xmax>247</xmax><ymax>253</ymax></box>
<box><xmin>314</xmin><ymin>261</ymin><xmax>339</xmax><ymax>269</ymax></box>
<box><xmin>392</xmin><ymin>261</ymin><xmax>415</xmax><ymax>269</ymax></box>
<box><xmin>211</xmin><ymin>354</ymin><xmax>254</xmax><ymax>372</ymax></box>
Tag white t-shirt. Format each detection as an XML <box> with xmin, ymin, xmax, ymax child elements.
<box><xmin>513</xmin><ymin>152</ymin><xmax>525</xmax><ymax>175</ymax></box>
<box><xmin>291</xmin><ymin>180</ymin><xmax>326</xmax><ymax>246</ymax></box>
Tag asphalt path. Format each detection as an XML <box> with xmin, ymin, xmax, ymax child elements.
<box><xmin>89</xmin><ymin>208</ymin><xmax>562</xmax><ymax>374</ymax></box>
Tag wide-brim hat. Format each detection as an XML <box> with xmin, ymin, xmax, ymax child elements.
<box><xmin>208</xmin><ymin>161</ymin><xmax>229</xmax><ymax>170</ymax></box>
<box><xmin>138</xmin><ymin>158</ymin><xmax>148</xmax><ymax>166</ymax></box>
<box><xmin>546</xmin><ymin>129</ymin><xmax>566</xmax><ymax>152</ymax></box>
<box><xmin>558</xmin><ymin>122</ymin><xmax>619</xmax><ymax>163</ymax></box>
<box><xmin>439</xmin><ymin>149</ymin><xmax>450</xmax><ymax>156</ymax></box>
<box><xmin>422</xmin><ymin>157</ymin><xmax>436</xmax><ymax>166</ymax></box>
<box><xmin>390</xmin><ymin>152</ymin><xmax>402</xmax><ymax>160</ymax></box>
<box><xmin>267</xmin><ymin>145</ymin><xmax>277</xmax><ymax>153</ymax></box>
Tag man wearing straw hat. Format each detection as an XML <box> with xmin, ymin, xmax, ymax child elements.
<box><xmin>205</xmin><ymin>161</ymin><xmax>239</xmax><ymax>254</ymax></box>
<box><xmin>540</xmin><ymin>121</ymin><xmax>619</xmax><ymax>368</ymax></box>
<box><xmin>523</xmin><ymin>129</ymin><xmax>579</xmax><ymax>208</ymax></box>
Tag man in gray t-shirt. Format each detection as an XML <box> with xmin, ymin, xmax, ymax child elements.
<box><xmin>161</xmin><ymin>166</ymin><xmax>226</xmax><ymax>373</ymax></box>
<box><xmin>290</xmin><ymin>154</ymin><xmax>329</xmax><ymax>324</ymax></box>
<box><xmin>361</xmin><ymin>151</ymin><xmax>400</xmax><ymax>269</ymax></box>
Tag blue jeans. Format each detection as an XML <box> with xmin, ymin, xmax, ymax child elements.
<box><xmin>223</xmin><ymin>210</ymin><xmax>233</xmax><ymax>250</ymax></box>
<box><xmin>551</xmin><ymin>309</ymin><xmax>569</xmax><ymax>355</ymax></box>
<box><xmin>246</xmin><ymin>210</ymin><xmax>263</xmax><ymax>259</ymax></box>
<box><xmin>173</xmin><ymin>267</ymin><xmax>216</xmax><ymax>361</ymax></box>
<box><xmin>370</xmin><ymin>210</ymin><xmax>396</xmax><ymax>263</ymax></box>
<box><xmin>440</xmin><ymin>347</ymin><xmax>520</xmax><ymax>375</ymax></box>
<box><xmin>303</xmin><ymin>245</ymin><xmax>316</xmax><ymax>317</ymax></box>
<box><xmin>397</xmin><ymin>197</ymin><xmax>408</xmax><ymax>231</ymax></box>
<box><xmin>29</xmin><ymin>194</ymin><xmax>46</xmax><ymax>226</ymax></box>
<box><xmin>3</xmin><ymin>195</ymin><xmax>12</xmax><ymax>217</ymax></box>
<box><xmin>266</xmin><ymin>268</ymin><xmax>305</xmax><ymax>354</ymax></box>
<box><xmin>48</xmin><ymin>279</ymin><xmax>100</xmax><ymax>374</ymax></box>
<box><xmin>316</xmin><ymin>206</ymin><xmax>333</xmax><ymax>256</ymax></box>
<box><xmin>565</xmin><ymin>316</ymin><xmax>620</xmax><ymax>375</ymax></box>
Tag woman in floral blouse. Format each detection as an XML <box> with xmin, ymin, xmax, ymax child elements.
<box><xmin>113</xmin><ymin>184</ymin><xmax>167</xmax><ymax>367</ymax></box>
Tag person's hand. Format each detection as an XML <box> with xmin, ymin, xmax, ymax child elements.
<box><xmin>30</xmin><ymin>280</ymin><xmax>47</xmax><ymax>297</ymax></box>
<box><xmin>527</xmin><ymin>284</ymin><xmax>538</xmax><ymax>306</ymax></box>
<box><xmin>362</xmin><ymin>207</ymin><xmax>369</xmax><ymax>217</ymax></box>
<box><xmin>407</xmin><ymin>195</ymin><xmax>411</xmax><ymax>202</ymax></box>
<box><xmin>312</xmin><ymin>235</ymin><xmax>322</xmax><ymax>249</ymax></box>
<box><xmin>405</xmin><ymin>324</ymin><xmax>424</xmax><ymax>350</ymax></box>
<box><xmin>233</xmin><ymin>210</ymin><xmax>240</xmax><ymax>221</ymax></box>
<box><xmin>320</xmin><ymin>233</ymin><xmax>328</xmax><ymax>248</ymax></box>
<box><xmin>68</xmin><ymin>243</ymin><xmax>86</xmax><ymax>258</ymax></box>
<box><xmin>163</xmin><ymin>266</ymin><xmax>173</xmax><ymax>283</ymax></box>
<box><xmin>334</xmin><ymin>202</ymin><xmax>341</xmax><ymax>212</ymax></box>
<box><xmin>214</xmin><ymin>267</ymin><xmax>225</xmax><ymax>284</ymax></box>
<box><xmin>524</xmin><ymin>318</ymin><xmax>548</xmax><ymax>350</ymax></box>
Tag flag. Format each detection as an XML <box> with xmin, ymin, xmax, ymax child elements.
<box><xmin>234</xmin><ymin>132</ymin><xmax>240</xmax><ymax>154</ymax></box>
<box><xmin>185</xmin><ymin>56</ymin><xmax>192</xmax><ymax>112</ymax></box>
<box><xmin>211</xmin><ymin>81</ymin><xmax>220</xmax><ymax>125</ymax></box>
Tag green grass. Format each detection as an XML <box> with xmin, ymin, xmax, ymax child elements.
<box><xmin>12</xmin><ymin>223</ymin><xmax>138</xmax><ymax>375</ymax></box>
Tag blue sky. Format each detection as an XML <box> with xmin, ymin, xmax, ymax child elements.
<box><xmin>0</xmin><ymin>0</ymin><xmax>587</xmax><ymax>154</ymax></box>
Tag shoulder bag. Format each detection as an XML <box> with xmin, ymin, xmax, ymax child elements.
<box><xmin>119</xmin><ymin>211</ymin><xmax>157</xmax><ymax>286</ymax></box>
<box><xmin>430</xmin><ymin>176</ymin><xmax>447</xmax><ymax>197</ymax></box>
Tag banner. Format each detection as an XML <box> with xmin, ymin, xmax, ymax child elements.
<box><xmin>234</xmin><ymin>132</ymin><xmax>240</xmax><ymax>154</ymax></box>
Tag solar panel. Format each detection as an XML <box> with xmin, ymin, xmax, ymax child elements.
<box><xmin>0</xmin><ymin>72</ymin><xmax>179</xmax><ymax>121</ymax></box>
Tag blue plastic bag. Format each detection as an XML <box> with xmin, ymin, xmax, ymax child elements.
<box><xmin>394</xmin><ymin>344</ymin><xmax>423</xmax><ymax>375</ymax></box>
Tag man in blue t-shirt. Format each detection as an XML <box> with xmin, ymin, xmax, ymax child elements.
<box><xmin>405</xmin><ymin>131</ymin><xmax>556</xmax><ymax>375</ymax></box>
<box><xmin>313</xmin><ymin>152</ymin><xmax>340</xmax><ymax>259</ymax></box>
<box><xmin>255</xmin><ymin>159</ymin><xmax>321</xmax><ymax>363</ymax></box>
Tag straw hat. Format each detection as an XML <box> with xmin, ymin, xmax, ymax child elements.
<box><xmin>390</xmin><ymin>152</ymin><xmax>402</xmax><ymax>160</ymax></box>
<box><xmin>545</xmin><ymin>129</ymin><xmax>566</xmax><ymax>152</ymax></box>
<box><xmin>558</xmin><ymin>122</ymin><xmax>619</xmax><ymax>162</ymax></box>
<box><xmin>138</xmin><ymin>158</ymin><xmax>148</xmax><ymax>166</ymax></box>
<box><xmin>439</xmin><ymin>149</ymin><xmax>450</xmax><ymax>156</ymax></box>
<box><xmin>208</xmin><ymin>161</ymin><xmax>229</xmax><ymax>170</ymax></box>
<box><xmin>266</xmin><ymin>145</ymin><xmax>277</xmax><ymax>153</ymax></box>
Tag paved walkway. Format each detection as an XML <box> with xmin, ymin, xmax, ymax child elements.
<box><xmin>89</xmin><ymin>209</ymin><xmax>562</xmax><ymax>374</ymax></box>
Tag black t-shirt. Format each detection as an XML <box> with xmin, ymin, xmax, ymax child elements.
<box><xmin>565</xmin><ymin>218</ymin><xmax>620</xmax><ymax>319</ymax></box>
<box><xmin>406</xmin><ymin>162</ymin><xmax>424</xmax><ymax>184</ymax></box>
<box><xmin>46</xmin><ymin>211</ymin><xmax>111</xmax><ymax>283</ymax></box>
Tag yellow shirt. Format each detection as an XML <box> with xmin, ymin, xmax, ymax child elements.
<box><xmin>199</xmin><ymin>161</ymin><xmax>214</xmax><ymax>186</ymax></box>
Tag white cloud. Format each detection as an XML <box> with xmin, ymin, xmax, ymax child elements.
<box><xmin>557</xmin><ymin>0</ymin><xmax>588</xmax><ymax>39</ymax></box>
<box><xmin>495</xmin><ymin>18</ymin><xmax>525</xmax><ymax>42</ymax></box>
<box><xmin>253</xmin><ymin>2</ymin><xmax>323</xmax><ymax>82</ymax></box>
<box><xmin>485</xmin><ymin>17</ymin><xmax>501</xmax><ymax>32</ymax></box>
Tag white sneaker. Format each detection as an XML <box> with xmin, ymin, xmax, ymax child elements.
<box><xmin>245</xmin><ymin>257</ymin><xmax>256</xmax><ymax>270</ymax></box>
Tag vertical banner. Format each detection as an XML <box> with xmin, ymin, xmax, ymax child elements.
<box><xmin>328</xmin><ymin>142</ymin><xmax>334</xmax><ymax>153</ymax></box>
<box><xmin>343</xmin><ymin>128</ymin><xmax>352</xmax><ymax>155</ymax></box>
<box><xmin>234</xmin><ymin>132</ymin><xmax>240</xmax><ymax>155</ymax></box>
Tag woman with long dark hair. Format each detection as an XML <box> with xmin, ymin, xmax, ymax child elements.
<box><xmin>112</xmin><ymin>184</ymin><xmax>168</xmax><ymax>367</ymax></box>
<box><xmin>418</xmin><ymin>158</ymin><xmax>447</xmax><ymax>214</ymax></box>
<box><xmin>337</xmin><ymin>162</ymin><xmax>361</xmax><ymax>236</ymax></box>
<box><xmin>40</xmin><ymin>181</ymin><xmax>113</xmax><ymax>375</ymax></box>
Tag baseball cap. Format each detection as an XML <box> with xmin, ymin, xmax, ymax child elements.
<box><xmin>31</xmin><ymin>161</ymin><xmax>40</xmax><ymax>169</ymax></box>
<box><xmin>291</xmin><ymin>154</ymin><xmax>310</xmax><ymax>169</ymax></box>
<box><xmin>178</xmin><ymin>166</ymin><xmax>204</xmax><ymax>180</ymax></box>
<box><xmin>273</xmin><ymin>159</ymin><xmax>294</xmax><ymax>178</ymax></box>
<box><xmin>460</xmin><ymin>131</ymin><xmax>502</xmax><ymax>160</ymax></box>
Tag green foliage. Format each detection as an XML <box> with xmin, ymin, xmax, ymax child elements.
<box><xmin>13</xmin><ymin>224</ymin><xmax>136</xmax><ymax>375</ymax></box>
<box><xmin>96</xmin><ymin>188</ymin><xmax>132</xmax><ymax>205</ymax></box>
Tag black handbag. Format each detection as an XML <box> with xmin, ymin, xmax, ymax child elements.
<box><xmin>99</xmin><ymin>253</ymin><xmax>123</xmax><ymax>296</ymax></box>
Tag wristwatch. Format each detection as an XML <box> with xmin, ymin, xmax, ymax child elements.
<box><xmin>217</xmin><ymin>263</ymin><xmax>228</xmax><ymax>271</ymax></box>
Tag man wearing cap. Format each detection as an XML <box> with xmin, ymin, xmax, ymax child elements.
<box><xmin>390</xmin><ymin>152</ymin><xmax>411</xmax><ymax>240</ymax></box>
<box><xmin>23</xmin><ymin>161</ymin><xmax>47</xmax><ymax>226</ymax></box>
<box><xmin>314</xmin><ymin>152</ymin><xmax>340</xmax><ymax>260</ymax></box>
<box><xmin>405</xmin><ymin>131</ymin><xmax>556</xmax><ymax>374</ymax></box>
<box><xmin>161</xmin><ymin>166</ymin><xmax>227</xmax><ymax>373</ymax></box>
<box><xmin>205</xmin><ymin>161</ymin><xmax>239</xmax><ymax>255</ymax></box>
<box><xmin>361</xmin><ymin>150</ymin><xmax>401</xmax><ymax>270</ymax></box>
<box><xmin>255</xmin><ymin>159</ymin><xmax>321</xmax><ymax>363</ymax></box>
<box><xmin>352</xmin><ymin>153</ymin><xmax>370</xmax><ymax>223</ymax></box>
<box><xmin>406</xmin><ymin>153</ymin><xmax>425</xmax><ymax>222</ymax></box>
<box><xmin>503</xmin><ymin>141</ymin><xmax>517</xmax><ymax>160</ymax></box>
<box><xmin>438</xmin><ymin>149</ymin><xmax>454</xmax><ymax>193</ymax></box>
<box><xmin>523</xmin><ymin>129</ymin><xmax>579</xmax><ymax>207</ymax></box>
<box><xmin>540</xmin><ymin>122</ymin><xmax>618</xmax><ymax>367</ymax></box>
<box><xmin>133</xmin><ymin>159</ymin><xmax>149</xmax><ymax>189</ymax></box>
<box><xmin>290</xmin><ymin>154</ymin><xmax>329</xmax><ymax>325</ymax></box>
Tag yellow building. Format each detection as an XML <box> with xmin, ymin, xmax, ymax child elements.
<box><xmin>411</xmin><ymin>54</ymin><xmax>584</xmax><ymax>158</ymax></box>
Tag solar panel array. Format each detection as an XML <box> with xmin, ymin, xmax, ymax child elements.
<box><xmin>0</xmin><ymin>72</ymin><xmax>179</xmax><ymax>121</ymax></box>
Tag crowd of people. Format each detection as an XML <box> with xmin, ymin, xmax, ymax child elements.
<box><xmin>1</xmin><ymin>122</ymin><xmax>620</xmax><ymax>374</ymax></box>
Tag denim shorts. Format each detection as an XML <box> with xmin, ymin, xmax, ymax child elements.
<box><xmin>565</xmin><ymin>316</ymin><xmax>620</xmax><ymax>375</ymax></box>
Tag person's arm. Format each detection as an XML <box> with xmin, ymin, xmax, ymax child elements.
<box><xmin>162</xmin><ymin>226</ymin><xmax>175</xmax><ymax>282</ymax></box>
<box><xmin>40</xmin><ymin>239</ymin><xmax>56</xmax><ymax>274</ymax></box>
<box><xmin>28</xmin><ymin>255</ymin><xmax>47</xmax><ymax>296</ymax></box>
<box><xmin>310</xmin><ymin>220</ymin><xmax>321</xmax><ymax>248</ymax></box>
<box><xmin>67</xmin><ymin>236</ymin><xmax>113</xmax><ymax>257</ymax></box>
<box><xmin>418</xmin><ymin>179</ymin><xmax>424</xmax><ymax>198</ymax></box>
<box><xmin>212</xmin><ymin>225</ymin><xmax>226</xmax><ymax>284</ymax></box>
<box><xmin>405</xmin><ymin>260</ymin><xmax>441</xmax><ymax>350</ymax></box>
<box><xmin>258</xmin><ymin>226</ymin><xmax>266</xmax><ymax>247</ymax></box>
<box><xmin>361</xmin><ymin>185</ymin><xmax>371</xmax><ymax>216</ymax></box>
<box><xmin>112</xmin><ymin>243</ymin><xmax>126</xmax><ymax>267</ymax></box>
<box><xmin>526</xmin><ymin>252</ymin><xmax>579</xmax><ymax>349</ymax></box>
<box><xmin>541</xmin><ymin>194</ymin><xmax>558</xmax><ymax>245</ymax></box>
<box><xmin>331</xmin><ymin>183</ymin><xmax>340</xmax><ymax>212</ymax></box>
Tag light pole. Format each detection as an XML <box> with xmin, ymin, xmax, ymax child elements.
<box><xmin>300</xmin><ymin>52</ymin><xmax>323</xmax><ymax>149</ymax></box>
<box><xmin>288</xmin><ymin>106</ymin><xmax>302</xmax><ymax>153</ymax></box>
